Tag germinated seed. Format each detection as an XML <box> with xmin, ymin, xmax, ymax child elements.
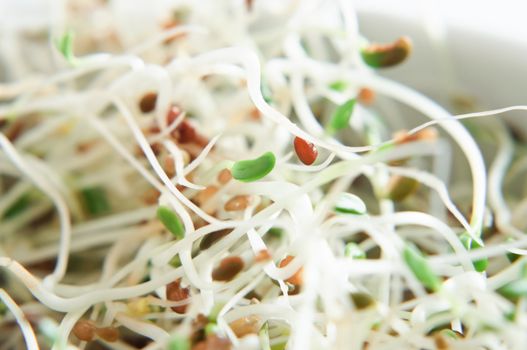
<box><xmin>72</xmin><ymin>320</ymin><xmax>96</xmax><ymax>342</ymax></box>
<box><xmin>212</xmin><ymin>256</ymin><xmax>244</xmax><ymax>281</ymax></box>
<box><xmin>96</xmin><ymin>326</ymin><xmax>119</xmax><ymax>342</ymax></box>
<box><xmin>293</xmin><ymin>136</ymin><xmax>318</xmax><ymax>165</ymax></box>
<box><xmin>361</xmin><ymin>36</ymin><xmax>412</xmax><ymax>68</ymax></box>
<box><xmin>224</xmin><ymin>195</ymin><xmax>250</xmax><ymax>212</ymax></box>
<box><xmin>217</xmin><ymin>168</ymin><xmax>232</xmax><ymax>184</ymax></box>
<box><xmin>139</xmin><ymin>92</ymin><xmax>157</xmax><ymax>113</ymax></box>
<box><xmin>167</xmin><ymin>279</ymin><xmax>191</xmax><ymax>314</ymax></box>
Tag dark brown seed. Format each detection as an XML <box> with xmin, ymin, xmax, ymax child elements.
<box><xmin>224</xmin><ymin>195</ymin><xmax>250</xmax><ymax>212</ymax></box>
<box><xmin>95</xmin><ymin>327</ymin><xmax>119</xmax><ymax>342</ymax></box>
<box><xmin>278</xmin><ymin>255</ymin><xmax>303</xmax><ymax>286</ymax></box>
<box><xmin>357</xmin><ymin>87</ymin><xmax>375</xmax><ymax>105</ymax></box>
<box><xmin>72</xmin><ymin>320</ymin><xmax>96</xmax><ymax>342</ymax></box>
<box><xmin>212</xmin><ymin>256</ymin><xmax>244</xmax><ymax>281</ymax></box>
<box><xmin>166</xmin><ymin>279</ymin><xmax>191</xmax><ymax>314</ymax></box>
<box><xmin>293</xmin><ymin>137</ymin><xmax>318</xmax><ymax>165</ymax></box>
<box><xmin>199</xmin><ymin>229</ymin><xmax>231</xmax><ymax>250</ymax></box>
<box><xmin>139</xmin><ymin>92</ymin><xmax>158</xmax><ymax>113</ymax></box>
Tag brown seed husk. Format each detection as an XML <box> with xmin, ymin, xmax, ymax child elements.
<box><xmin>224</xmin><ymin>195</ymin><xmax>251</xmax><ymax>212</ymax></box>
<box><xmin>229</xmin><ymin>315</ymin><xmax>261</xmax><ymax>338</ymax></box>
<box><xmin>139</xmin><ymin>92</ymin><xmax>157</xmax><ymax>113</ymax></box>
<box><xmin>72</xmin><ymin>320</ymin><xmax>96</xmax><ymax>342</ymax></box>
<box><xmin>95</xmin><ymin>326</ymin><xmax>119</xmax><ymax>342</ymax></box>
<box><xmin>212</xmin><ymin>256</ymin><xmax>244</xmax><ymax>281</ymax></box>
<box><xmin>166</xmin><ymin>278</ymin><xmax>191</xmax><ymax>314</ymax></box>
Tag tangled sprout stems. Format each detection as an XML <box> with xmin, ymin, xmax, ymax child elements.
<box><xmin>1</xmin><ymin>1</ymin><xmax>527</xmax><ymax>350</ymax></box>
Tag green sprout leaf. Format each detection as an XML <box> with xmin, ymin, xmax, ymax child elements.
<box><xmin>506</xmin><ymin>237</ymin><xmax>521</xmax><ymax>263</ymax></box>
<box><xmin>2</xmin><ymin>194</ymin><xmax>30</xmax><ymax>219</ymax></box>
<box><xmin>208</xmin><ymin>302</ymin><xmax>225</xmax><ymax>322</ymax></box>
<box><xmin>334</xmin><ymin>193</ymin><xmax>366</xmax><ymax>215</ymax></box>
<box><xmin>168</xmin><ymin>334</ymin><xmax>190</xmax><ymax>350</ymax></box>
<box><xmin>81</xmin><ymin>187</ymin><xmax>110</xmax><ymax>216</ymax></box>
<box><xmin>460</xmin><ymin>232</ymin><xmax>488</xmax><ymax>272</ymax></box>
<box><xmin>439</xmin><ymin>329</ymin><xmax>459</xmax><ymax>340</ymax></box>
<box><xmin>259</xmin><ymin>322</ymin><xmax>271</xmax><ymax>350</ymax></box>
<box><xmin>267</xmin><ymin>227</ymin><xmax>284</xmax><ymax>239</ymax></box>
<box><xmin>498</xmin><ymin>278</ymin><xmax>527</xmax><ymax>302</ymax></box>
<box><xmin>57</xmin><ymin>31</ymin><xmax>77</xmax><ymax>65</ymax></box>
<box><xmin>157</xmin><ymin>206</ymin><xmax>185</xmax><ymax>239</ymax></box>
<box><xmin>0</xmin><ymin>300</ymin><xmax>6</xmax><ymax>316</ymax></box>
<box><xmin>344</xmin><ymin>243</ymin><xmax>366</xmax><ymax>259</ymax></box>
<box><xmin>204</xmin><ymin>323</ymin><xmax>218</xmax><ymax>336</ymax></box>
<box><xmin>328</xmin><ymin>98</ymin><xmax>356</xmax><ymax>132</ymax></box>
<box><xmin>403</xmin><ymin>243</ymin><xmax>441</xmax><ymax>292</ymax></box>
<box><xmin>328</xmin><ymin>80</ymin><xmax>347</xmax><ymax>92</ymax></box>
<box><xmin>231</xmin><ymin>152</ymin><xmax>276</xmax><ymax>182</ymax></box>
<box><xmin>261</xmin><ymin>80</ymin><xmax>273</xmax><ymax>103</ymax></box>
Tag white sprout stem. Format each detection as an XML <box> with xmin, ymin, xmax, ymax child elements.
<box><xmin>487</xmin><ymin>120</ymin><xmax>525</xmax><ymax>238</ymax></box>
<box><xmin>384</xmin><ymin>166</ymin><xmax>472</xmax><ymax>238</ymax></box>
<box><xmin>115</xmin><ymin>313</ymin><xmax>170</xmax><ymax>343</ymax></box>
<box><xmin>0</xmin><ymin>289</ymin><xmax>40</xmax><ymax>350</ymax></box>
<box><xmin>0</xmin><ymin>133</ymin><xmax>72</xmax><ymax>286</ymax></box>
<box><xmin>112</xmin><ymin>97</ymin><xmax>221</xmax><ymax>224</ymax></box>
<box><xmin>163</xmin><ymin>140</ymin><xmax>204</xmax><ymax>190</ymax></box>
<box><xmin>407</xmin><ymin>105</ymin><xmax>527</xmax><ymax>136</ymax></box>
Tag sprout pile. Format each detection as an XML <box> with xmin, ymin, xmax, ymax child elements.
<box><xmin>1</xmin><ymin>0</ymin><xmax>527</xmax><ymax>349</ymax></box>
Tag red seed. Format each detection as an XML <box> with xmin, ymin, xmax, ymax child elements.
<box><xmin>176</xmin><ymin>120</ymin><xmax>198</xmax><ymax>144</ymax></box>
<box><xmin>294</xmin><ymin>137</ymin><xmax>318</xmax><ymax>165</ymax></box>
<box><xmin>139</xmin><ymin>92</ymin><xmax>158</xmax><ymax>113</ymax></box>
<box><xmin>166</xmin><ymin>279</ymin><xmax>191</xmax><ymax>314</ymax></box>
<box><xmin>72</xmin><ymin>320</ymin><xmax>96</xmax><ymax>342</ymax></box>
<box><xmin>212</xmin><ymin>256</ymin><xmax>244</xmax><ymax>281</ymax></box>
